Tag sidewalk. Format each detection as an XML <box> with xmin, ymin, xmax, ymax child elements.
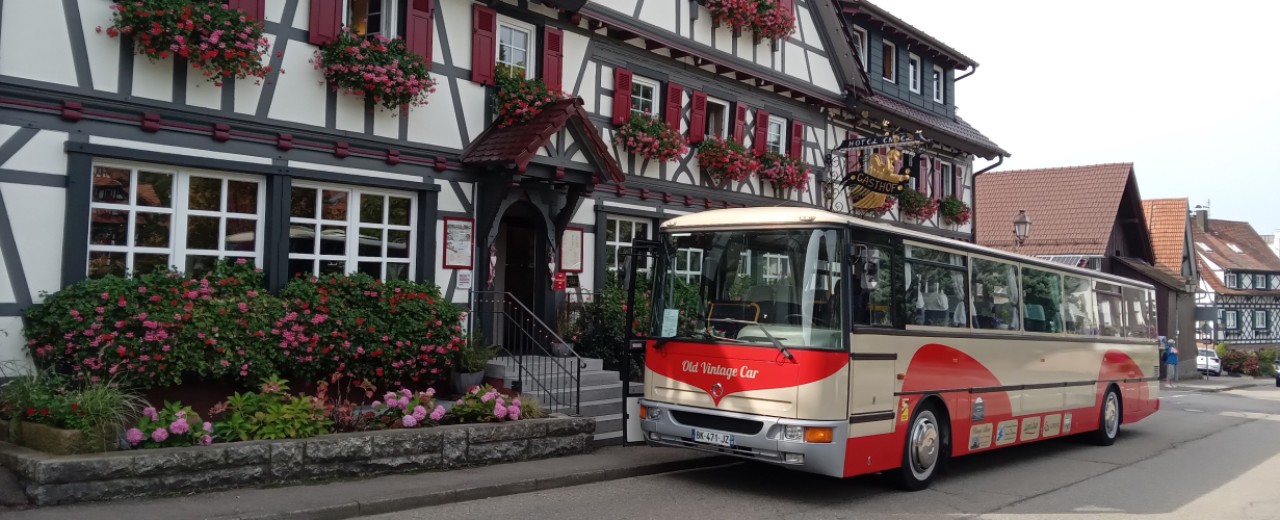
<box><xmin>1166</xmin><ymin>375</ymin><xmax>1273</xmax><ymax>393</ymax></box>
<box><xmin>2</xmin><ymin>446</ymin><xmax>725</xmax><ymax>520</ymax></box>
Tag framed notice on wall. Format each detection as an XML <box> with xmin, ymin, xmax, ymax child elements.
<box><xmin>443</xmin><ymin>217</ymin><xmax>474</xmax><ymax>269</ymax></box>
<box><xmin>560</xmin><ymin>227</ymin><xmax>584</xmax><ymax>273</ymax></box>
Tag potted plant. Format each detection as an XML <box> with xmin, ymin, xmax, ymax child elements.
<box><xmin>314</xmin><ymin>29</ymin><xmax>436</xmax><ymax>110</ymax></box>
<box><xmin>696</xmin><ymin>138</ymin><xmax>758</xmax><ymax>188</ymax></box>
<box><xmin>751</xmin><ymin>0</ymin><xmax>797</xmax><ymax>42</ymax></box>
<box><xmin>898</xmin><ymin>187</ymin><xmax>939</xmax><ymax>221</ymax></box>
<box><xmin>552</xmin><ymin>306</ymin><xmax>583</xmax><ymax>357</ymax></box>
<box><xmin>757</xmin><ymin>151</ymin><xmax>809</xmax><ymax>198</ymax></box>
<box><xmin>0</xmin><ymin>372</ymin><xmax>144</xmax><ymax>454</ymax></box>
<box><xmin>612</xmin><ymin>114</ymin><xmax>688</xmax><ymax>162</ymax></box>
<box><xmin>104</xmin><ymin>0</ymin><xmax>272</xmax><ymax>85</ymax></box>
<box><xmin>451</xmin><ymin>338</ymin><xmax>498</xmax><ymax>393</ymax></box>
<box><xmin>494</xmin><ymin>64</ymin><xmax>561</xmax><ymax>127</ymax></box>
<box><xmin>939</xmin><ymin>196</ymin><xmax>972</xmax><ymax>226</ymax></box>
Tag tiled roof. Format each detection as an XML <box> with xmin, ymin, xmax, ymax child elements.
<box><xmin>1193</xmin><ymin>218</ymin><xmax>1280</xmax><ymax>273</ymax></box>
<box><xmin>839</xmin><ymin>0</ymin><xmax>977</xmax><ymax>69</ymax></box>
<box><xmin>1113</xmin><ymin>256</ymin><xmax>1185</xmax><ymax>291</ymax></box>
<box><xmin>861</xmin><ymin>95</ymin><xmax>1008</xmax><ymax>159</ymax></box>
<box><xmin>1142</xmin><ymin>198</ymin><xmax>1189</xmax><ymax>279</ymax></box>
<box><xmin>460</xmin><ymin>98</ymin><xmax>625</xmax><ymax>184</ymax></box>
<box><xmin>974</xmin><ymin>163</ymin><xmax>1135</xmax><ymax>256</ymax></box>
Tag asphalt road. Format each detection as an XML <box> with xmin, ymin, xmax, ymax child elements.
<box><xmin>364</xmin><ymin>384</ymin><xmax>1280</xmax><ymax>520</ymax></box>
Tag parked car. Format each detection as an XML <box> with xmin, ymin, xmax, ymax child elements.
<box><xmin>1197</xmin><ymin>349</ymin><xmax>1222</xmax><ymax>376</ymax></box>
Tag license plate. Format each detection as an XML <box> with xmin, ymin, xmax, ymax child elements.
<box><xmin>692</xmin><ymin>429</ymin><xmax>734</xmax><ymax>447</ymax></box>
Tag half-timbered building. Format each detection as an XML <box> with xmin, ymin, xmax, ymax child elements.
<box><xmin>1191</xmin><ymin>208</ymin><xmax>1280</xmax><ymax>349</ymax></box>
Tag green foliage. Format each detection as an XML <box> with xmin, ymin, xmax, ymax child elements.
<box><xmin>452</xmin><ymin>338</ymin><xmax>498</xmax><ymax>374</ymax></box>
<box><xmin>1222</xmin><ymin>350</ymin><xmax>1250</xmax><ymax>374</ymax></box>
<box><xmin>519</xmin><ymin>396</ymin><xmax>547</xmax><ymax>420</ymax></box>
<box><xmin>1216</xmin><ymin>341</ymin><xmax>1229</xmax><ymax>359</ymax></box>
<box><xmin>0</xmin><ymin>372</ymin><xmax>144</xmax><ymax>450</ymax></box>
<box><xmin>208</xmin><ymin>376</ymin><xmax>330</xmax><ymax>441</ymax></box>
<box><xmin>493</xmin><ymin>64</ymin><xmax>560</xmax><ymax>127</ymax></box>
<box><xmin>574</xmin><ymin>274</ymin><xmax>700</xmax><ymax>381</ymax></box>
<box><xmin>1258</xmin><ymin>349</ymin><xmax>1277</xmax><ymax>377</ymax></box>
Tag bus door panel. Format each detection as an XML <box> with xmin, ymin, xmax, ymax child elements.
<box><xmin>848</xmin><ymin>355</ymin><xmax>895</xmax><ymax>433</ymax></box>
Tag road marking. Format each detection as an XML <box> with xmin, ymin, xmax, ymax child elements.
<box><xmin>1183</xmin><ymin>409</ymin><xmax>1204</xmax><ymax>413</ymax></box>
<box><xmin>1073</xmin><ymin>505</ymin><xmax>1125</xmax><ymax>513</ymax></box>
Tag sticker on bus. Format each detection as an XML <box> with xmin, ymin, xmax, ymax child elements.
<box><xmin>968</xmin><ymin>423</ymin><xmax>993</xmax><ymax>450</ymax></box>
<box><xmin>1020</xmin><ymin>417</ymin><xmax>1041</xmax><ymax>442</ymax></box>
<box><xmin>1063</xmin><ymin>413</ymin><xmax>1073</xmax><ymax>434</ymax></box>
<box><xmin>1043</xmin><ymin>414</ymin><xmax>1062</xmax><ymax>437</ymax></box>
<box><xmin>995</xmin><ymin>420</ymin><xmax>1018</xmax><ymax>446</ymax></box>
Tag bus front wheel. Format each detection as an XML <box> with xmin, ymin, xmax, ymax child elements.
<box><xmin>1089</xmin><ymin>387</ymin><xmax>1121</xmax><ymax>446</ymax></box>
<box><xmin>893</xmin><ymin>403</ymin><xmax>946</xmax><ymax>491</ymax></box>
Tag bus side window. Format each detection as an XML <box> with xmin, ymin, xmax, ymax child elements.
<box><xmin>1022</xmin><ymin>267</ymin><xmax>1063</xmax><ymax>333</ymax></box>
<box><xmin>852</xmin><ymin>244</ymin><xmax>894</xmax><ymax>327</ymax></box>
<box><xmin>971</xmin><ymin>258</ymin><xmax>1020</xmax><ymax>331</ymax></box>
<box><xmin>1094</xmin><ymin>282</ymin><xmax>1125</xmax><ymax>337</ymax></box>
<box><xmin>1063</xmin><ymin>275</ymin><xmax>1097</xmax><ymax>335</ymax></box>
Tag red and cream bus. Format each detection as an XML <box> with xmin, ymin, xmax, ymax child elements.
<box><xmin>636</xmin><ymin>206</ymin><xmax>1160</xmax><ymax>489</ymax></box>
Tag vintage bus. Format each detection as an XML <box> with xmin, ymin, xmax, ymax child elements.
<box><xmin>635</xmin><ymin>206</ymin><xmax>1160</xmax><ymax>489</ymax></box>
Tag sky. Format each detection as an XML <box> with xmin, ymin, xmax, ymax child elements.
<box><xmin>871</xmin><ymin>0</ymin><xmax>1280</xmax><ymax>233</ymax></box>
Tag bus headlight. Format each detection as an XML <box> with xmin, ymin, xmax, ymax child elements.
<box><xmin>782</xmin><ymin>425</ymin><xmax>804</xmax><ymax>441</ymax></box>
<box><xmin>646</xmin><ymin>406</ymin><xmax>662</xmax><ymax>420</ymax></box>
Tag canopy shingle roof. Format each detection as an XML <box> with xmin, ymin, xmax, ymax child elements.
<box><xmin>460</xmin><ymin>98</ymin><xmax>624</xmax><ymax>184</ymax></box>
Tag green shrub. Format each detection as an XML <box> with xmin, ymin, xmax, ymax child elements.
<box><xmin>0</xmin><ymin>372</ymin><xmax>145</xmax><ymax>450</ymax></box>
<box><xmin>452</xmin><ymin>337</ymin><xmax>498</xmax><ymax>374</ymax></box>
<box><xmin>1216</xmin><ymin>341</ymin><xmax>1229</xmax><ymax>359</ymax></box>
<box><xmin>1259</xmin><ymin>349</ymin><xmax>1278</xmax><ymax>377</ymax></box>
<box><xmin>1222</xmin><ymin>349</ymin><xmax>1248</xmax><ymax>374</ymax></box>
<box><xmin>208</xmin><ymin>376</ymin><xmax>330</xmax><ymax>441</ymax></box>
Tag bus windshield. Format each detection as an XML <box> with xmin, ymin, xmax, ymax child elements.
<box><xmin>655</xmin><ymin>227</ymin><xmax>845</xmax><ymax>350</ymax></box>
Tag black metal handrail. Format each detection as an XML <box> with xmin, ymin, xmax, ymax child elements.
<box><xmin>468</xmin><ymin>291</ymin><xmax>584</xmax><ymax>415</ymax></box>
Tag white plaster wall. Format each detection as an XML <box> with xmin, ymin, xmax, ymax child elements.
<box><xmin>78</xmin><ymin>0</ymin><xmax>120</xmax><ymax>93</ymax></box>
<box><xmin>562</xmin><ymin>31</ymin><xmax>591</xmax><ymax>96</ymax></box>
<box><xmin>456</xmin><ymin>81</ymin><xmax>488</xmax><ymax>144</ymax></box>
<box><xmin>437</xmin><ymin>181</ymin><xmax>472</xmax><ymax>213</ymax></box>
<box><xmin>334</xmin><ymin>88</ymin><xmax>366</xmax><ymax>133</ymax></box>
<box><xmin>265</xmin><ymin>0</ymin><xmax>287</xmax><ymax>23</ymax></box>
<box><xmin>131</xmin><ymin>56</ymin><xmax>175</xmax><ymax>102</ymax></box>
<box><xmin>783</xmin><ymin>41</ymin><xmax>807</xmax><ymax>81</ymax></box>
<box><xmin>640</xmin><ymin>1</ymin><xmax>675</xmax><ymax>37</ymax></box>
<box><xmin>373</xmin><ymin>106</ymin><xmax>399</xmax><ymax>139</ymax></box>
<box><xmin>691</xmin><ymin>10</ymin><xmax>713</xmax><ymax>47</ymax></box>
<box><xmin>2</xmin><ymin>131</ymin><xmax>69</xmax><ymax>176</ymax></box>
<box><xmin>186</xmin><ymin>68</ymin><xmax>223</xmax><ymax>110</ymax></box>
<box><xmin>0</xmin><ymin>317</ymin><xmax>30</xmax><ymax>369</ymax></box>
<box><xmin>808</xmin><ymin>50</ymin><xmax>840</xmax><ymax>93</ymax></box>
<box><xmin>0</xmin><ymin>1</ymin><xmax>78</xmax><ymax>86</ymax></box>
<box><xmin>0</xmin><ymin>242</ymin><xmax>14</xmax><ymax>304</ymax></box>
<box><xmin>409</xmin><ymin>80</ymin><xmax>462</xmax><ymax>148</ymax></box>
<box><xmin>266</xmin><ymin>35</ymin><xmax>325</xmax><ymax>126</ymax></box>
<box><xmin>579</xmin><ymin>60</ymin><xmax>597</xmax><ymax>110</ymax></box>
<box><xmin>440</xmin><ymin>0</ymin><xmax>472</xmax><ymax>70</ymax></box>
<box><xmin>2</xmin><ymin>184</ymin><xmax>66</xmax><ymax>303</ymax></box>
<box><xmin>597</xmin><ymin>0</ymin><xmax>639</xmax><ymax>16</ymax></box>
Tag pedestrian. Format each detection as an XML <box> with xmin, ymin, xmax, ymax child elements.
<box><xmin>1164</xmin><ymin>341</ymin><xmax>1179</xmax><ymax>388</ymax></box>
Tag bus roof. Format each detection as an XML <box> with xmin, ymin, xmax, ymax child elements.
<box><xmin>660</xmin><ymin>207</ymin><xmax>1155</xmax><ymax>290</ymax></box>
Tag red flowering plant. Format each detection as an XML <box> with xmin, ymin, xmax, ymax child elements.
<box><xmin>757</xmin><ymin>151</ymin><xmax>810</xmax><ymax>193</ymax></box>
<box><xmin>704</xmin><ymin>0</ymin><xmax>758</xmax><ymax>33</ymax></box>
<box><xmin>494</xmin><ymin>64</ymin><xmax>561</xmax><ymax>127</ymax></box>
<box><xmin>939</xmin><ymin>196</ymin><xmax>971</xmax><ymax>226</ymax></box>
<box><xmin>697</xmin><ymin>138</ymin><xmax>758</xmax><ymax>187</ymax></box>
<box><xmin>613</xmin><ymin>114</ymin><xmax>688</xmax><ymax>162</ymax></box>
<box><xmin>103</xmin><ymin>0</ymin><xmax>272</xmax><ymax>84</ymax></box>
<box><xmin>898</xmin><ymin>187</ymin><xmax>939</xmax><ymax>221</ymax></box>
<box><xmin>752</xmin><ymin>0</ymin><xmax>797</xmax><ymax>41</ymax></box>
<box><xmin>315</xmin><ymin>29</ymin><xmax>436</xmax><ymax>110</ymax></box>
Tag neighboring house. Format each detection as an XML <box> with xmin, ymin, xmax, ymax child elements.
<box><xmin>827</xmin><ymin>0</ymin><xmax>1008</xmax><ymax>241</ymax></box>
<box><xmin>973</xmin><ymin>164</ymin><xmax>1193</xmax><ymax>375</ymax></box>
<box><xmin>1142</xmin><ymin>198</ymin><xmax>1200</xmax><ymax>377</ymax></box>
<box><xmin>1191</xmin><ymin>209</ymin><xmax>1280</xmax><ymax>350</ymax></box>
<box><xmin>1261</xmin><ymin>232</ymin><xmax>1280</xmax><ymax>259</ymax></box>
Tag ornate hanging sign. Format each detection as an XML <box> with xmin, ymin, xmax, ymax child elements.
<box><xmin>838</xmin><ymin>132</ymin><xmax>925</xmax><ymax>152</ymax></box>
<box><xmin>823</xmin><ymin>127</ymin><xmax>928</xmax><ymax>215</ymax></box>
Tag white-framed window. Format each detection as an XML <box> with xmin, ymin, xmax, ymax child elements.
<box><xmin>1224</xmin><ymin>310</ymin><xmax>1237</xmax><ymax>329</ymax></box>
<box><xmin>852</xmin><ymin>27</ymin><xmax>868</xmax><ymax>70</ymax></box>
<box><xmin>630</xmin><ymin>76</ymin><xmax>660</xmax><ymax>118</ymax></box>
<box><xmin>881</xmin><ymin>41</ymin><xmax>896</xmax><ymax>82</ymax></box>
<box><xmin>761</xmin><ymin>253</ymin><xmax>790</xmax><ymax>282</ymax></box>
<box><xmin>908</xmin><ymin>53</ymin><xmax>921</xmax><ymax>93</ymax></box>
<box><xmin>605</xmin><ymin>216</ymin><xmax>651</xmax><ymax>273</ymax></box>
<box><xmin>1226</xmin><ymin>272</ymin><xmax>1238</xmax><ymax>288</ymax></box>
<box><xmin>1256</xmin><ymin>274</ymin><xmax>1267</xmax><ymax>289</ymax></box>
<box><xmin>345</xmin><ymin>0</ymin><xmax>399</xmax><ymax>38</ymax></box>
<box><xmin>766</xmin><ymin>115</ymin><xmax>785</xmax><ymax>154</ymax></box>
<box><xmin>674</xmin><ymin>247</ymin><xmax>704</xmax><ymax>283</ymax></box>
<box><xmin>497</xmin><ymin>17</ymin><xmax>536</xmax><ymax>78</ymax></box>
<box><xmin>87</xmin><ymin>163</ymin><xmax>265</xmax><ymax>278</ymax></box>
<box><xmin>288</xmin><ymin>183</ymin><xmax>416</xmax><ymax>281</ymax></box>
<box><xmin>940</xmin><ymin>162</ymin><xmax>954</xmax><ymax>197</ymax></box>
<box><xmin>932</xmin><ymin>65</ymin><xmax>945</xmax><ymax>103</ymax></box>
<box><xmin>1255</xmin><ymin>310</ymin><xmax>1268</xmax><ymax>329</ymax></box>
<box><xmin>705</xmin><ymin>97</ymin><xmax>730</xmax><ymax>140</ymax></box>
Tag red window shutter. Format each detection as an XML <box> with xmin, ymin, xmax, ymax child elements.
<box><xmin>845</xmin><ymin>132</ymin><xmax>859</xmax><ymax>174</ymax></box>
<box><xmin>470</xmin><ymin>4</ymin><xmax>497</xmax><ymax>85</ymax></box>
<box><xmin>731</xmin><ymin>103</ymin><xmax>748</xmax><ymax>145</ymax></box>
<box><xmin>227</xmin><ymin>0</ymin><xmax>265</xmax><ymax>21</ymax></box>
<box><xmin>788</xmin><ymin>120</ymin><xmax>804</xmax><ymax>159</ymax></box>
<box><xmin>932</xmin><ymin>159</ymin><xmax>942</xmax><ymax>199</ymax></box>
<box><xmin>664</xmin><ymin>83</ymin><xmax>683</xmax><ymax>132</ymax></box>
<box><xmin>753</xmin><ymin>110</ymin><xmax>769</xmax><ymax>156</ymax></box>
<box><xmin>541</xmin><ymin>26</ymin><xmax>564</xmax><ymax>93</ymax></box>
<box><xmin>689</xmin><ymin>91</ymin><xmax>708</xmax><ymax>144</ymax></box>
<box><xmin>917</xmin><ymin>157</ymin><xmax>931</xmax><ymax>196</ymax></box>
<box><xmin>405</xmin><ymin>0</ymin><xmax>434</xmax><ymax>68</ymax></box>
<box><xmin>612</xmin><ymin>68</ymin><xmax>633</xmax><ymax>125</ymax></box>
<box><xmin>953</xmin><ymin>165</ymin><xmax>964</xmax><ymax>199</ymax></box>
<box><xmin>308</xmin><ymin>0</ymin><xmax>342</xmax><ymax>46</ymax></box>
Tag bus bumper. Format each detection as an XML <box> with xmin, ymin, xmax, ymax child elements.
<box><xmin>637</xmin><ymin>399</ymin><xmax>846</xmax><ymax>477</ymax></box>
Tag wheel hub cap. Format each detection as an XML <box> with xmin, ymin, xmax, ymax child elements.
<box><xmin>911</xmin><ymin>419</ymin><xmax>938</xmax><ymax>470</ymax></box>
<box><xmin>1104</xmin><ymin>395</ymin><xmax>1119</xmax><ymax>436</ymax></box>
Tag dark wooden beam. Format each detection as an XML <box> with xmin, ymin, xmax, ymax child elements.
<box><xmin>669</xmin><ymin>48</ymin><xmax>688</xmax><ymax>59</ymax></box>
<box><xmin>645</xmin><ymin>40</ymin><xmax>666</xmax><ymax>51</ymax></box>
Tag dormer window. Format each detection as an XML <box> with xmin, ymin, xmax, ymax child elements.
<box><xmin>1196</xmin><ymin>242</ymin><xmax>1211</xmax><ymax>252</ymax></box>
<box><xmin>932</xmin><ymin>65</ymin><xmax>944</xmax><ymax>103</ymax></box>
<box><xmin>1227</xmin><ymin>243</ymin><xmax>1244</xmax><ymax>253</ymax></box>
<box><xmin>852</xmin><ymin>27</ymin><xmax>868</xmax><ymax>70</ymax></box>
<box><xmin>1226</xmin><ymin>272</ymin><xmax>1238</xmax><ymax>288</ymax></box>
<box><xmin>1256</xmin><ymin>274</ymin><xmax>1266</xmax><ymax>289</ymax></box>
<box><xmin>881</xmin><ymin>41</ymin><xmax>896</xmax><ymax>83</ymax></box>
<box><xmin>908</xmin><ymin>54</ymin><xmax>921</xmax><ymax>93</ymax></box>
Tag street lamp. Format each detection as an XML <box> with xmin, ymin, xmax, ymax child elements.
<box><xmin>1013</xmin><ymin>209</ymin><xmax>1031</xmax><ymax>250</ymax></box>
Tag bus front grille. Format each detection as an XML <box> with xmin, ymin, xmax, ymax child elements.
<box><xmin>670</xmin><ymin>410</ymin><xmax>764</xmax><ymax>435</ymax></box>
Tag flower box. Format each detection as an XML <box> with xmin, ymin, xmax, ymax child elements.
<box><xmin>613</xmin><ymin>114</ymin><xmax>687</xmax><ymax>162</ymax></box>
<box><xmin>697</xmin><ymin>138</ymin><xmax>758</xmax><ymax>188</ymax></box>
<box><xmin>104</xmin><ymin>0</ymin><xmax>272</xmax><ymax>84</ymax></box>
<box><xmin>314</xmin><ymin>29</ymin><xmax>436</xmax><ymax>110</ymax></box>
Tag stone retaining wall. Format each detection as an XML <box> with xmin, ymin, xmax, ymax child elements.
<box><xmin>0</xmin><ymin>415</ymin><xmax>594</xmax><ymax>506</ymax></box>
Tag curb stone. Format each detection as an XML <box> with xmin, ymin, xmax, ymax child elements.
<box><xmin>239</xmin><ymin>455</ymin><xmax>729</xmax><ymax>520</ymax></box>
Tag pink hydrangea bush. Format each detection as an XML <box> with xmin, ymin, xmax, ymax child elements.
<box><xmin>446</xmin><ymin>385</ymin><xmax>524</xmax><ymax>424</ymax></box>
<box><xmin>365</xmin><ymin>387</ymin><xmax>445</xmax><ymax>429</ymax></box>
<box><xmin>314</xmin><ymin>29</ymin><xmax>436</xmax><ymax>110</ymax></box>
<box><xmin>126</xmin><ymin>401</ymin><xmax>209</xmax><ymax>449</ymax></box>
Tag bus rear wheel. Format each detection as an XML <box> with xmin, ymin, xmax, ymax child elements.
<box><xmin>1089</xmin><ymin>387</ymin><xmax>1121</xmax><ymax>446</ymax></box>
<box><xmin>893</xmin><ymin>403</ymin><xmax>946</xmax><ymax>491</ymax></box>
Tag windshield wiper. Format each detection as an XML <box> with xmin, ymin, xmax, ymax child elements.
<box><xmin>707</xmin><ymin>318</ymin><xmax>794</xmax><ymax>360</ymax></box>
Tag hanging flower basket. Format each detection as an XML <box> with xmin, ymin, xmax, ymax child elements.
<box><xmin>752</xmin><ymin>0</ymin><xmax>797</xmax><ymax>41</ymax></box>
<box><xmin>704</xmin><ymin>0</ymin><xmax>758</xmax><ymax>34</ymax></box>
<box><xmin>314</xmin><ymin>30</ymin><xmax>436</xmax><ymax>110</ymax></box>
<box><xmin>757</xmin><ymin>151</ymin><xmax>809</xmax><ymax>196</ymax></box>
<box><xmin>612</xmin><ymin>114</ymin><xmax>688</xmax><ymax>162</ymax></box>
<box><xmin>898</xmin><ymin>188</ymin><xmax>939</xmax><ymax>221</ymax></box>
<box><xmin>939</xmin><ymin>196</ymin><xmax>971</xmax><ymax>226</ymax></box>
<box><xmin>697</xmin><ymin>138</ymin><xmax>758</xmax><ymax>188</ymax></box>
<box><xmin>493</xmin><ymin>65</ymin><xmax>562</xmax><ymax>128</ymax></box>
<box><xmin>104</xmin><ymin>0</ymin><xmax>272</xmax><ymax>84</ymax></box>
<box><xmin>854</xmin><ymin>196</ymin><xmax>897</xmax><ymax>219</ymax></box>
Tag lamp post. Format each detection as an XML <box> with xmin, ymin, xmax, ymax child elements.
<box><xmin>1013</xmin><ymin>209</ymin><xmax>1031</xmax><ymax>252</ymax></box>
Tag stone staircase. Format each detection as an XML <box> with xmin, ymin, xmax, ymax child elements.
<box><xmin>485</xmin><ymin>356</ymin><xmax>641</xmax><ymax>444</ymax></box>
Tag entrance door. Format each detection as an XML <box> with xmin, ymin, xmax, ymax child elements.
<box><xmin>497</xmin><ymin>205</ymin><xmax>543</xmax><ymax>355</ymax></box>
